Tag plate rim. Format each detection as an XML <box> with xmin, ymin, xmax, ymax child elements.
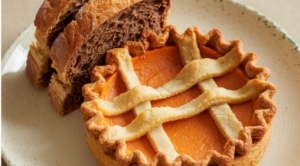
<box><xmin>1</xmin><ymin>23</ymin><xmax>35</xmax><ymax>166</ymax></box>
<box><xmin>1</xmin><ymin>0</ymin><xmax>300</xmax><ymax>166</ymax></box>
<box><xmin>1</xmin><ymin>23</ymin><xmax>35</xmax><ymax>71</ymax></box>
<box><xmin>228</xmin><ymin>0</ymin><xmax>300</xmax><ymax>53</ymax></box>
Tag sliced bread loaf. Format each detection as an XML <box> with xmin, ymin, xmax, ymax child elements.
<box><xmin>26</xmin><ymin>0</ymin><xmax>90</xmax><ymax>88</ymax></box>
<box><xmin>48</xmin><ymin>0</ymin><xmax>171</xmax><ymax>116</ymax></box>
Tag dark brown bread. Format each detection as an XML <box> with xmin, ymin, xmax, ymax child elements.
<box><xmin>48</xmin><ymin>0</ymin><xmax>171</xmax><ymax>116</ymax></box>
<box><xmin>26</xmin><ymin>0</ymin><xmax>90</xmax><ymax>88</ymax></box>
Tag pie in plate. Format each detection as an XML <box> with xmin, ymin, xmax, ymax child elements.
<box><xmin>80</xmin><ymin>25</ymin><xmax>277</xmax><ymax>166</ymax></box>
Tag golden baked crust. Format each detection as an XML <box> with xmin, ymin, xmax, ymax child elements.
<box><xmin>26</xmin><ymin>52</ymin><xmax>43</xmax><ymax>87</ymax></box>
<box><xmin>84</xmin><ymin>123</ymin><xmax>272</xmax><ymax>166</ymax></box>
<box><xmin>233</xmin><ymin>122</ymin><xmax>272</xmax><ymax>166</ymax></box>
<box><xmin>26</xmin><ymin>30</ymin><xmax>52</xmax><ymax>88</ymax></box>
<box><xmin>81</xmin><ymin>25</ymin><xmax>276</xmax><ymax>165</ymax></box>
<box><xmin>48</xmin><ymin>74</ymin><xmax>75</xmax><ymax>116</ymax></box>
<box><xmin>35</xmin><ymin>0</ymin><xmax>70</xmax><ymax>40</ymax></box>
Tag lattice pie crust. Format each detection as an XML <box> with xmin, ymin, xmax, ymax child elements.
<box><xmin>81</xmin><ymin>26</ymin><xmax>276</xmax><ymax>166</ymax></box>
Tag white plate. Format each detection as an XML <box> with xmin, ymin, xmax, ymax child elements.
<box><xmin>2</xmin><ymin>0</ymin><xmax>300</xmax><ymax>165</ymax></box>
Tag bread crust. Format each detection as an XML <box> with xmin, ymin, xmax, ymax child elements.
<box><xmin>48</xmin><ymin>74</ymin><xmax>80</xmax><ymax>116</ymax></box>
<box><xmin>34</xmin><ymin>0</ymin><xmax>72</xmax><ymax>40</ymax></box>
<box><xmin>26</xmin><ymin>30</ymin><xmax>55</xmax><ymax>88</ymax></box>
<box><xmin>81</xmin><ymin>26</ymin><xmax>277</xmax><ymax>166</ymax></box>
<box><xmin>26</xmin><ymin>30</ymin><xmax>52</xmax><ymax>88</ymax></box>
<box><xmin>26</xmin><ymin>52</ymin><xmax>43</xmax><ymax>87</ymax></box>
<box><xmin>48</xmin><ymin>74</ymin><xmax>69</xmax><ymax>116</ymax></box>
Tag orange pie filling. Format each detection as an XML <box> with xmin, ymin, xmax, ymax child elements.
<box><xmin>99</xmin><ymin>45</ymin><xmax>258</xmax><ymax>161</ymax></box>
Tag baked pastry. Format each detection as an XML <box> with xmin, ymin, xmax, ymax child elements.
<box><xmin>48</xmin><ymin>0</ymin><xmax>171</xmax><ymax>116</ymax></box>
<box><xmin>26</xmin><ymin>0</ymin><xmax>90</xmax><ymax>88</ymax></box>
<box><xmin>81</xmin><ymin>26</ymin><xmax>276</xmax><ymax>166</ymax></box>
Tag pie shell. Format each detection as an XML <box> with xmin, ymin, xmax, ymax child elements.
<box><xmin>80</xmin><ymin>25</ymin><xmax>277</xmax><ymax>166</ymax></box>
<box><xmin>85</xmin><ymin>123</ymin><xmax>272</xmax><ymax>166</ymax></box>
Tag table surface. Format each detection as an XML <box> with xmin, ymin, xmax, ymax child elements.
<box><xmin>2</xmin><ymin>0</ymin><xmax>300</xmax><ymax>165</ymax></box>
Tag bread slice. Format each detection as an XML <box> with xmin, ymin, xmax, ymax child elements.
<box><xmin>48</xmin><ymin>0</ymin><xmax>171</xmax><ymax>116</ymax></box>
<box><xmin>26</xmin><ymin>0</ymin><xmax>90</xmax><ymax>88</ymax></box>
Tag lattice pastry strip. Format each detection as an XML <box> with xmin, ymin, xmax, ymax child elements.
<box><xmin>86</xmin><ymin>47</ymin><xmax>244</xmax><ymax>116</ymax></box>
<box><xmin>99</xmin><ymin>81</ymin><xmax>270</xmax><ymax>143</ymax></box>
<box><xmin>174</xmin><ymin>27</ymin><xmax>243</xmax><ymax>140</ymax></box>
<box><xmin>115</xmin><ymin>48</ymin><xmax>179</xmax><ymax>161</ymax></box>
<box><xmin>81</xmin><ymin>25</ymin><xmax>277</xmax><ymax>166</ymax></box>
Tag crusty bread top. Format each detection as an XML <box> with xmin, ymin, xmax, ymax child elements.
<box><xmin>34</xmin><ymin>0</ymin><xmax>70</xmax><ymax>38</ymax></box>
<box><xmin>75</xmin><ymin>0</ymin><xmax>144</xmax><ymax>36</ymax></box>
<box><xmin>50</xmin><ymin>0</ymin><xmax>170</xmax><ymax>84</ymax></box>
